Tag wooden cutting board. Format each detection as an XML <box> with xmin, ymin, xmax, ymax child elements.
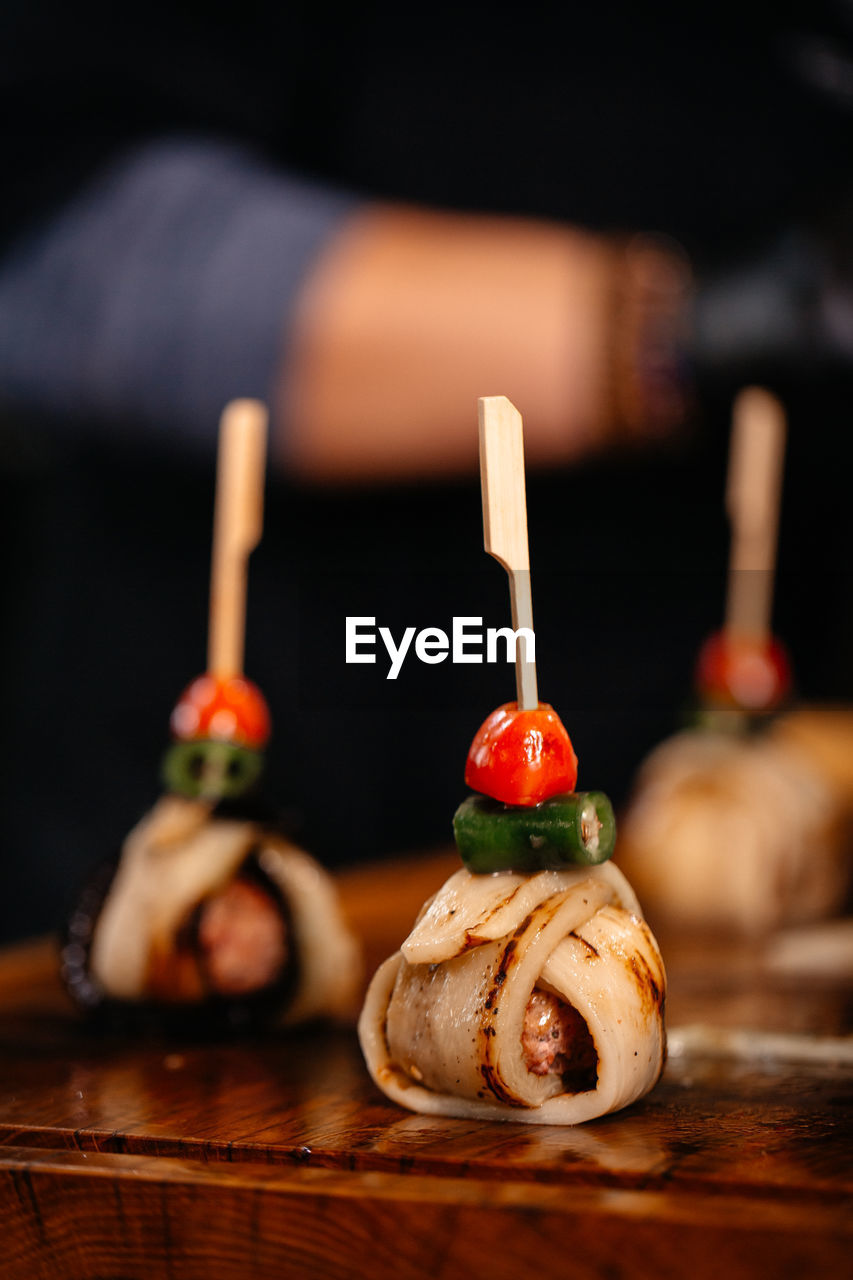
<box><xmin>1</xmin><ymin>850</ymin><xmax>851</xmax><ymax>1279</ymax></box>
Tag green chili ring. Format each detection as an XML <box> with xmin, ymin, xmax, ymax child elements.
<box><xmin>453</xmin><ymin>790</ymin><xmax>616</xmax><ymax>874</ymax></box>
<box><xmin>162</xmin><ymin>740</ymin><xmax>264</xmax><ymax>801</ymax></box>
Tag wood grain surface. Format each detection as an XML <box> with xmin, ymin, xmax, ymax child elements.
<box><xmin>1</xmin><ymin>849</ymin><xmax>852</xmax><ymax>1279</ymax></box>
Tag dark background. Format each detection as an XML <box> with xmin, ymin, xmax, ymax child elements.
<box><xmin>1</xmin><ymin>3</ymin><xmax>852</xmax><ymax>941</ymax></box>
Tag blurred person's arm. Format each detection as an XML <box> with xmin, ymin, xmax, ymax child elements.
<box><xmin>0</xmin><ymin>137</ymin><xmax>689</xmax><ymax>480</ymax></box>
<box><xmin>280</xmin><ymin>206</ymin><xmax>689</xmax><ymax>481</ymax></box>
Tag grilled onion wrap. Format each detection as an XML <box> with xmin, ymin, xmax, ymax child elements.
<box><xmin>618</xmin><ymin>729</ymin><xmax>849</xmax><ymax>934</ymax></box>
<box><xmin>77</xmin><ymin>795</ymin><xmax>361</xmax><ymax>1024</ymax></box>
<box><xmin>358</xmin><ymin>861</ymin><xmax>665</xmax><ymax>1124</ymax></box>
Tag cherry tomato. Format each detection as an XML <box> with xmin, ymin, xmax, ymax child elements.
<box><xmin>170</xmin><ymin>674</ymin><xmax>271</xmax><ymax>748</ymax></box>
<box><xmin>465</xmin><ymin>702</ymin><xmax>578</xmax><ymax>807</ymax></box>
<box><xmin>695</xmin><ymin>630</ymin><xmax>792</xmax><ymax>714</ymax></box>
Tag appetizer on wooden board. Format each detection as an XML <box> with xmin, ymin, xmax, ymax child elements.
<box><xmin>616</xmin><ymin>725</ymin><xmax>849</xmax><ymax>934</ymax></box>
<box><xmin>359</xmin><ymin>397</ymin><xmax>666</xmax><ymax>1124</ymax></box>
<box><xmin>61</xmin><ymin>401</ymin><xmax>361</xmax><ymax>1029</ymax></box>
<box><xmin>617</xmin><ymin>389</ymin><xmax>852</xmax><ymax>933</ymax></box>
<box><xmin>692</xmin><ymin>387</ymin><xmax>792</xmax><ymax>733</ymax></box>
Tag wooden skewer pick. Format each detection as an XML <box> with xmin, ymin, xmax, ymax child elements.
<box><xmin>724</xmin><ymin>387</ymin><xmax>786</xmax><ymax>644</ymax></box>
<box><xmin>207</xmin><ymin>398</ymin><xmax>268</xmax><ymax>678</ymax></box>
<box><xmin>478</xmin><ymin>396</ymin><xmax>538</xmax><ymax>709</ymax></box>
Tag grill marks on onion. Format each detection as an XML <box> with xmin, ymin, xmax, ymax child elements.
<box><xmin>522</xmin><ymin>987</ymin><xmax>598</xmax><ymax>1092</ymax></box>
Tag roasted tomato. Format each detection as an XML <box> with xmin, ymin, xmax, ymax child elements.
<box><xmin>465</xmin><ymin>701</ymin><xmax>578</xmax><ymax>807</ymax></box>
<box><xmin>695</xmin><ymin>630</ymin><xmax>792</xmax><ymax>714</ymax></box>
<box><xmin>170</xmin><ymin>673</ymin><xmax>271</xmax><ymax>748</ymax></box>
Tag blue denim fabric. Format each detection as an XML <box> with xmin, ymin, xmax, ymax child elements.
<box><xmin>0</xmin><ymin>135</ymin><xmax>357</xmax><ymax>451</ymax></box>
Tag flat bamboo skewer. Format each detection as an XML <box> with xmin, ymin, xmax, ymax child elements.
<box><xmin>724</xmin><ymin>387</ymin><xmax>786</xmax><ymax>644</ymax></box>
<box><xmin>207</xmin><ymin>398</ymin><xmax>268</xmax><ymax>679</ymax></box>
<box><xmin>478</xmin><ymin>395</ymin><xmax>538</xmax><ymax>709</ymax></box>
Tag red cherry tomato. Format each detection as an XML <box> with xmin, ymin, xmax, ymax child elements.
<box><xmin>170</xmin><ymin>674</ymin><xmax>271</xmax><ymax>748</ymax></box>
<box><xmin>465</xmin><ymin>702</ymin><xmax>578</xmax><ymax>807</ymax></box>
<box><xmin>695</xmin><ymin>630</ymin><xmax>792</xmax><ymax>714</ymax></box>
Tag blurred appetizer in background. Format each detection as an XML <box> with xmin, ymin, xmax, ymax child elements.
<box><xmin>692</xmin><ymin>387</ymin><xmax>792</xmax><ymax>733</ymax></box>
<box><xmin>61</xmin><ymin>400</ymin><xmax>361</xmax><ymax>1029</ymax></box>
<box><xmin>359</xmin><ymin>398</ymin><xmax>666</xmax><ymax>1124</ymax></box>
<box><xmin>616</xmin><ymin>722</ymin><xmax>850</xmax><ymax>935</ymax></box>
<box><xmin>618</xmin><ymin>389</ymin><xmax>853</xmax><ymax>934</ymax></box>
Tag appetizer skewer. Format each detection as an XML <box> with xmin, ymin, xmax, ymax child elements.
<box><xmin>359</xmin><ymin>396</ymin><xmax>666</xmax><ymax>1124</ymax></box>
<box><xmin>618</xmin><ymin>388</ymin><xmax>851</xmax><ymax>933</ymax></box>
<box><xmin>62</xmin><ymin>400</ymin><xmax>360</xmax><ymax>1027</ymax></box>
<box><xmin>164</xmin><ymin>399</ymin><xmax>271</xmax><ymax>804</ymax></box>
<box><xmin>457</xmin><ymin>396</ymin><xmax>612</xmax><ymax>875</ymax></box>
<box><xmin>478</xmin><ymin>395</ymin><xmax>538</xmax><ymax>710</ymax></box>
<box><xmin>695</xmin><ymin>387</ymin><xmax>791</xmax><ymax>724</ymax></box>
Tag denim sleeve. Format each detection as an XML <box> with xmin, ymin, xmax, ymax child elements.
<box><xmin>0</xmin><ymin>136</ymin><xmax>359</xmax><ymax>454</ymax></box>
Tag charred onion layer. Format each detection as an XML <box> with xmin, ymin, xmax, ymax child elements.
<box><xmin>62</xmin><ymin>795</ymin><xmax>361</xmax><ymax>1031</ymax></box>
<box><xmin>359</xmin><ymin>861</ymin><xmax>665</xmax><ymax>1125</ymax></box>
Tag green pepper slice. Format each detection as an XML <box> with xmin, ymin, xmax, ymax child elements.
<box><xmin>452</xmin><ymin>791</ymin><xmax>616</xmax><ymax>874</ymax></box>
<box><xmin>162</xmin><ymin>740</ymin><xmax>264</xmax><ymax>801</ymax></box>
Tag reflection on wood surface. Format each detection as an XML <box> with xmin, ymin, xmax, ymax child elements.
<box><xmin>1</xmin><ymin>848</ymin><xmax>851</xmax><ymax>1278</ymax></box>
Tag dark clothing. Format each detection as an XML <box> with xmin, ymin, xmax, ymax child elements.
<box><xmin>1</xmin><ymin>3</ymin><xmax>852</xmax><ymax>942</ymax></box>
<box><xmin>3</xmin><ymin>3</ymin><xmax>853</xmax><ymax>440</ymax></box>
<box><xmin>3</xmin><ymin>3</ymin><xmax>853</xmax><ymax>252</ymax></box>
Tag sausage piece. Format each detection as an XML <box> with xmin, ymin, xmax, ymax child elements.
<box><xmin>198</xmin><ymin>877</ymin><xmax>289</xmax><ymax>995</ymax></box>
<box><xmin>522</xmin><ymin>988</ymin><xmax>598</xmax><ymax>1091</ymax></box>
